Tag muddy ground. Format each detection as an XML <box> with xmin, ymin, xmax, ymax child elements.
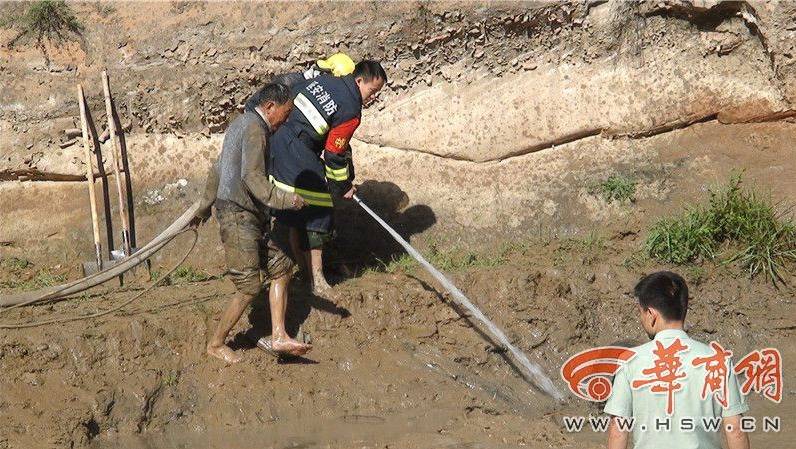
<box><xmin>2</xmin><ymin>122</ymin><xmax>796</xmax><ymax>447</ymax></box>
<box><xmin>1</xmin><ymin>223</ymin><xmax>794</xmax><ymax>448</ymax></box>
<box><xmin>2</xmin><ymin>1</ymin><xmax>796</xmax><ymax>448</ymax></box>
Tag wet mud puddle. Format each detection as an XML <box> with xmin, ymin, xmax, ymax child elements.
<box><xmin>90</xmin><ymin>409</ymin><xmax>461</xmax><ymax>449</ymax></box>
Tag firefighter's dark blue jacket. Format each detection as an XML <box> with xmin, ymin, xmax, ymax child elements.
<box><xmin>269</xmin><ymin>73</ymin><xmax>362</xmax><ymax>233</ymax></box>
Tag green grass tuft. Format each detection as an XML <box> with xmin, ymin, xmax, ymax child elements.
<box><xmin>589</xmin><ymin>174</ymin><xmax>636</xmax><ymax>204</ymax></box>
<box><xmin>647</xmin><ymin>210</ymin><xmax>716</xmax><ymax>265</ymax></box>
<box><xmin>162</xmin><ymin>370</ymin><xmax>180</xmax><ymax>387</ymax></box>
<box><xmin>33</xmin><ymin>270</ymin><xmax>65</xmax><ymax>287</ymax></box>
<box><xmin>426</xmin><ymin>243</ymin><xmax>504</xmax><ymax>271</ymax></box>
<box><xmin>646</xmin><ymin>174</ymin><xmax>796</xmax><ymax>284</ymax></box>
<box><xmin>1</xmin><ymin>257</ymin><xmax>31</xmax><ymax>272</ymax></box>
<box><xmin>0</xmin><ymin>269</ymin><xmax>65</xmax><ymax>291</ymax></box>
<box><xmin>0</xmin><ymin>278</ymin><xmax>24</xmax><ymax>290</ymax></box>
<box><xmin>194</xmin><ymin>302</ymin><xmax>212</xmax><ymax>317</ymax></box>
<box><xmin>91</xmin><ymin>1</ymin><xmax>116</xmax><ymax>17</ymax></box>
<box><xmin>385</xmin><ymin>253</ymin><xmax>419</xmax><ymax>273</ymax></box>
<box><xmin>169</xmin><ymin>266</ymin><xmax>212</xmax><ymax>283</ymax></box>
<box><xmin>368</xmin><ymin>241</ymin><xmax>515</xmax><ymax>275</ymax></box>
<box><xmin>149</xmin><ymin>266</ymin><xmax>212</xmax><ymax>285</ymax></box>
<box><xmin>3</xmin><ymin>0</ymin><xmax>83</xmax><ymax>48</ymax></box>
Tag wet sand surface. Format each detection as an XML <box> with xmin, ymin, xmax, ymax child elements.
<box><xmin>2</xmin><ymin>231</ymin><xmax>794</xmax><ymax>448</ymax></box>
<box><xmin>2</xmin><ymin>123</ymin><xmax>796</xmax><ymax>448</ymax></box>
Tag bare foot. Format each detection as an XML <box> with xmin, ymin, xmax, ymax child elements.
<box><xmin>207</xmin><ymin>344</ymin><xmax>243</xmax><ymax>365</ymax></box>
<box><xmin>271</xmin><ymin>336</ymin><xmax>312</xmax><ymax>357</ymax></box>
<box><xmin>311</xmin><ymin>274</ymin><xmax>333</xmax><ymax>296</ymax></box>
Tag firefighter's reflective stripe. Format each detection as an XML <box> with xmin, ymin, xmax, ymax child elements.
<box><xmin>325</xmin><ymin>165</ymin><xmax>349</xmax><ymax>181</ymax></box>
<box><xmin>269</xmin><ymin>175</ymin><xmax>333</xmax><ymax>208</ymax></box>
<box><xmin>294</xmin><ymin>93</ymin><xmax>329</xmax><ymax>136</ymax></box>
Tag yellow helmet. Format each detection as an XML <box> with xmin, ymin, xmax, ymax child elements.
<box><xmin>316</xmin><ymin>52</ymin><xmax>356</xmax><ymax>77</ymax></box>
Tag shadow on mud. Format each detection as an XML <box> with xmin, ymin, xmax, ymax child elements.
<box><xmin>326</xmin><ymin>180</ymin><xmax>437</xmax><ymax>277</ymax></box>
<box><xmin>226</xmin><ymin>287</ymin><xmax>349</xmax><ymax>363</ymax></box>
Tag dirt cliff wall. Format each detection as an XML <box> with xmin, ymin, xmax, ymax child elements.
<box><xmin>1</xmin><ymin>0</ymin><xmax>795</xmax><ymax>269</ymax></box>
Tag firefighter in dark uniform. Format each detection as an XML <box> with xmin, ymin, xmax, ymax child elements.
<box><xmin>269</xmin><ymin>60</ymin><xmax>387</xmax><ymax>293</ymax></box>
<box><xmin>244</xmin><ymin>53</ymin><xmax>356</xmax><ymax>112</ymax></box>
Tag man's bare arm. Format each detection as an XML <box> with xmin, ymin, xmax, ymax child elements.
<box><xmin>724</xmin><ymin>415</ymin><xmax>750</xmax><ymax>449</ymax></box>
<box><xmin>607</xmin><ymin>417</ymin><xmax>629</xmax><ymax>449</ymax></box>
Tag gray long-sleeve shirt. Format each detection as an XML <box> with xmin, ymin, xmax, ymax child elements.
<box><xmin>196</xmin><ymin>108</ymin><xmax>295</xmax><ymax>218</ymax></box>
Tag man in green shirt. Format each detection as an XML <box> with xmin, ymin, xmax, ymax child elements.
<box><xmin>605</xmin><ymin>271</ymin><xmax>750</xmax><ymax>449</ymax></box>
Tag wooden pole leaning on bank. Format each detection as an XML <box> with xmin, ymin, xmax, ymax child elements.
<box><xmin>77</xmin><ymin>84</ymin><xmax>103</xmax><ymax>272</ymax></box>
<box><xmin>82</xmin><ymin>89</ymin><xmax>116</xmax><ymax>262</ymax></box>
<box><xmin>112</xmin><ymin>89</ymin><xmax>139</xmax><ymax>254</ymax></box>
<box><xmin>101</xmin><ymin>70</ymin><xmax>132</xmax><ymax>257</ymax></box>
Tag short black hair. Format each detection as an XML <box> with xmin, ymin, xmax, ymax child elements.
<box><xmin>634</xmin><ymin>271</ymin><xmax>688</xmax><ymax>322</ymax></box>
<box><xmin>352</xmin><ymin>60</ymin><xmax>387</xmax><ymax>84</ymax></box>
<box><xmin>247</xmin><ymin>83</ymin><xmax>291</xmax><ymax>110</ymax></box>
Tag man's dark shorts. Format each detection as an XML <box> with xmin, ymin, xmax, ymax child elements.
<box><xmin>215</xmin><ymin>199</ymin><xmax>296</xmax><ymax>296</ymax></box>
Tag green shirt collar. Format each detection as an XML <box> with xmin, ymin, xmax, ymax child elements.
<box><xmin>654</xmin><ymin>328</ymin><xmax>688</xmax><ymax>341</ymax></box>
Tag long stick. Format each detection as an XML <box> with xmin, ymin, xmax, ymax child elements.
<box><xmin>102</xmin><ymin>70</ymin><xmax>131</xmax><ymax>257</ymax></box>
<box><xmin>112</xmin><ymin>101</ymin><xmax>138</xmax><ymax>251</ymax></box>
<box><xmin>78</xmin><ymin>85</ymin><xmax>102</xmax><ymax>271</ymax></box>
<box><xmin>352</xmin><ymin>194</ymin><xmax>564</xmax><ymax>400</ymax></box>
<box><xmin>83</xmin><ymin>91</ymin><xmax>115</xmax><ymax>260</ymax></box>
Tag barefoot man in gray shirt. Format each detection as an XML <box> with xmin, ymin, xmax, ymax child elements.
<box><xmin>193</xmin><ymin>83</ymin><xmax>311</xmax><ymax>364</ymax></box>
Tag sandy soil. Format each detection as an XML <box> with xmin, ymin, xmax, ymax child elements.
<box><xmin>1</xmin><ymin>217</ymin><xmax>794</xmax><ymax>448</ymax></box>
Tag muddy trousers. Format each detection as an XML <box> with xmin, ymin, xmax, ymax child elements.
<box><xmin>215</xmin><ymin>200</ymin><xmax>296</xmax><ymax>296</ymax></box>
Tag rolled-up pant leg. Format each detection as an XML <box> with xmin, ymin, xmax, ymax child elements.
<box><xmin>217</xmin><ymin>201</ymin><xmax>265</xmax><ymax>296</ymax></box>
<box><xmin>263</xmin><ymin>219</ymin><xmax>297</xmax><ymax>281</ymax></box>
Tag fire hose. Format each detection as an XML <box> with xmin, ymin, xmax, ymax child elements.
<box><xmin>0</xmin><ymin>202</ymin><xmax>201</xmax><ymax>311</ymax></box>
<box><xmin>352</xmin><ymin>194</ymin><xmax>564</xmax><ymax>400</ymax></box>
